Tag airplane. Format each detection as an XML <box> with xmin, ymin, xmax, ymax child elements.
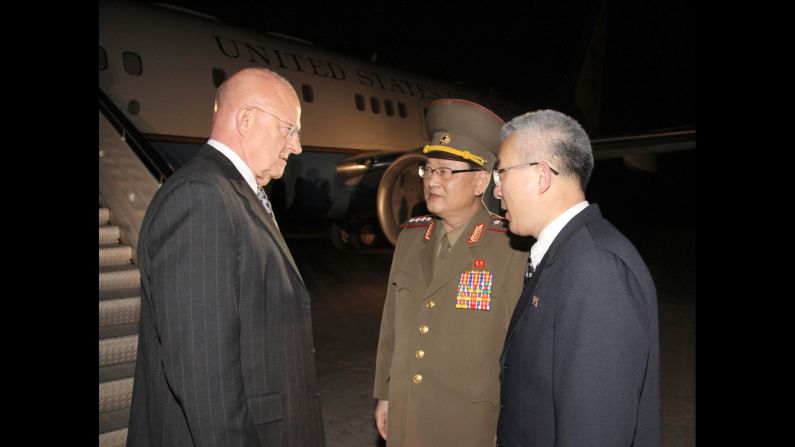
<box><xmin>99</xmin><ymin>2</ymin><xmax>693</xmax><ymax>445</ymax></box>
<box><xmin>99</xmin><ymin>0</ymin><xmax>695</xmax><ymax>249</ymax></box>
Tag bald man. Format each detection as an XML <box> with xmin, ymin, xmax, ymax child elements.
<box><xmin>128</xmin><ymin>68</ymin><xmax>325</xmax><ymax>447</ymax></box>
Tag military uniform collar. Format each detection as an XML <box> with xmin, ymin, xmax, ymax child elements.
<box><xmin>419</xmin><ymin>204</ymin><xmax>494</xmax><ymax>292</ymax></box>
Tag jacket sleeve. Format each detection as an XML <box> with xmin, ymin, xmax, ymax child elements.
<box><xmin>373</xmin><ymin>245</ymin><xmax>404</xmax><ymax>400</ymax></box>
<box><xmin>552</xmin><ymin>250</ymin><xmax>654</xmax><ymax>446</ymax></box>
<box><xmin>503</xmin><ymin>246</ymin><xmax>530</xmax><ymax>329</ymax></box>
<box><xmin>144</xmin><ymin>181</ymin><xmax>258</xmax><ymax>445</ymax></box>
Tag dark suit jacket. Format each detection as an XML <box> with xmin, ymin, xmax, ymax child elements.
<box><xmin>497</xmin><ymin>204</ymin><xmax>660</xmax><ymax>447</ymax></box>
<box><xmin>127</xmin><ymin>145</ymin><xmax>325</xmax><ymax>447</ymax></box>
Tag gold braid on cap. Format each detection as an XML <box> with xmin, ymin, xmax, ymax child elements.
<box><xmin>422</xmin><ymin>145</ymin><xmax>487</xmax><ymax>168</ymax></box>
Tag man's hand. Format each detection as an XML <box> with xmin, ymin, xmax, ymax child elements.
<box><xmin>374</xmin><ymin>399</ymin><xmax>389</xmax><ymax>440</ymax></box>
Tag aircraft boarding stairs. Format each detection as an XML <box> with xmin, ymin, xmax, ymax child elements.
<box><xmin>98</xmin><ymin>93</ymin><xmax>162</xmax><ymax>446</ymax></box>
<box><xmin>99</xmin><ymin>197</ymin><xmax>140</xmax><ymax>447</ymax></box>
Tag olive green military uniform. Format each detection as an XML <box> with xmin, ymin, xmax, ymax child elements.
<box><xmin>373</xmin><ymin>98</ymin><xmax>530</xmax><ymax>446</ymax></box>
<box><xmin>374</xmin><ymin>204</ymin><xmax>528</xmax><ymax>447</ymax></box>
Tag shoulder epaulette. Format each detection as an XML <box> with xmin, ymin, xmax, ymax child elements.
<box><xmin>400</xmin><ymin>214</ymin><xmax>434</xmax><ymax>229</ymax></box>
<box><xmin>486</xmin><ymin>214</ymin><xmax>509</xmax><ymax>232</ymax></box>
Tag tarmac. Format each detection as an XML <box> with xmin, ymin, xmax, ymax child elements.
<box><xmin>289</xmin><ymin>149</ymin><xmax>696</xmax><ymax>446</ymax></box>
<box><xmin>288</xmin><ymin>234</ymin><xmax>695</xmax><ymax>447</ymax></box>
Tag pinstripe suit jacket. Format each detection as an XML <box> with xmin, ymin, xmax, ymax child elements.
<box><xmin>128</xmin><ymin>145</ymin><xmax>325</xmax><ymax>447</ymax></box>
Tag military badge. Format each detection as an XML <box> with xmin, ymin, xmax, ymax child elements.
<box><xmin>473</xmin><ymin>259</ymin><xmax>486</xmax><ymax>269</ymax></box>
<box><xmin>424</xmin><ymin>220</ymin><xmax>435</xmax><ymax>240</ymax></box>
<box><xmin>467</xmin><ymin>223</ymin><xmax>484</xmax><ymax>244</ymax></box>
<box><xmin>456</xmin><ymin>270</ymin><xmax>493</xmax><ymax>310</ymax></box>
<box><xmin>439</xmin><ymin>132</ymin><xmax>451</xmax><ymax>145</ymax></box>
<box><xmin>487</xmin><ymin>219</ymin><xmax>508</xmax><ymax>232</ymax></box>
<box><xmin>401</xmin><ymin>215</ymin><xmax>433</xmax><ymax>229</ymax></box>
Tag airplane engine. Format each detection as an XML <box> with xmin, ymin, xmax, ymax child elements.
<box><xmin>376</xmin><ymin>152</ymin><xmax>428</xmax><ymax>246</ymax></box>
<box><xmin>333</xmin><ymin>143</ymin><xmax>510</xmax><ymax>249</ymax></box>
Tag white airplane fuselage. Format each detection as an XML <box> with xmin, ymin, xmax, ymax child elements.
<box><xmin>99</xmin><ymin>0</ymin><xmax>529</xmax><ymax>245</ymax></box>
<box><xmin>99</xmin><ymin>0</ymin><xmax>524</xmax><ymax>151</ymax></box>
<box><xmin>100</xmin><ymin>0</ymin><xmax>695</xmax><ymax>247</ymax></box>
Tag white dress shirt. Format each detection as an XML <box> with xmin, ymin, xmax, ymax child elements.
<box><xmin>530</xmin><ymin>201</ymin><xmax>590</xmax><ymax>268</ymax></box>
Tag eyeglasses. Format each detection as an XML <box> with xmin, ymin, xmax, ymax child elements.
<box><xmin>492</xmin><ymin>162</ymin><xmax>559</xmax><ymax>185</ymax></box>
<box><xmin>247</xmin><ymin>105</ymin><xmax>301</xmax><ymax>139</ymax></box>
<box><xmin>418</xmin><ymin>165</ymin><xmax>482</xmax><ymax>180</ymax></box>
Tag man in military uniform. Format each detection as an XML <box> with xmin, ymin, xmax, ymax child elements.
<box><xmin>373</xmin><ymin>98</ymin><xmax>530</xmax><ymax>447</ymax></box>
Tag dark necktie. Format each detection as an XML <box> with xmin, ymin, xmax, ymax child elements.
<box><xmin>524</xmin><ymin>253</ymin><xmax>535</xmax><ymax>285</ymax></box>
<box><xmin>439</xmin><ymin>234</ymin><xmax>452</xmax><ymax>260</ymax></box>
<box><xmin>257</xmin><ymin>186</ymin><xmax>278</xmax><ymax>226</ymax></box>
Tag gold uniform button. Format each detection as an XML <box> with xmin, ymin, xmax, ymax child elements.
<box><xmin>419</xmin><ymin>324</ymin><xmax>429</xmax><ymax>334</ymax></box>
<box><xmin>427</xmin><ymin>300</ymin><xmax>436</xmax><ymax>309</ymax></box>
<box><xmin>413</xmin><ymin>374</ymin><xmax>423</xmax><ymax>384</ymax></box>
<box><xmin>415</xmin><ymin>350</ymin><xmax>425</xmax><ymax>359</ymax></box>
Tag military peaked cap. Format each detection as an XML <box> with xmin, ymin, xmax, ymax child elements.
<box><xmin>422</xmin><ymin>99</ymin><xmax>505</xmax><ymax>171</ymax></box>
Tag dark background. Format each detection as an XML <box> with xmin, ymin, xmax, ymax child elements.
<box><xmin>96</xmin><ymin>3</ymin><xmax>697</xmax><ymax>444</ymax></box>
<box><xmin>136</xmin><ymin>0</ymin><xmax>696</xmax><ymax>286</ymax></box>
<box><xmin>141</xmin><ymin>0</ymin><xmax>695</xmax><ymax>137</ymax></box>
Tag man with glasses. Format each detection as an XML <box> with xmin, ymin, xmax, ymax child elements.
<box><xmin>129</xmin><ymin>68</ymin><xmax>325</xmax><ymax>447</ymax></box>
<box><xmin>493</xmin><ymin>110</ymin><xmax>660</xmax><ymax>446</ymax></box>
<box><xmin>373</xmin><ymin>99</ymin><xmax>530</xmax><ymax>447</ymax></box>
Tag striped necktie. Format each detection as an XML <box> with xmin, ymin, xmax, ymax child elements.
<box><xmin>257</xmin><ymin>186</ymin><xmax>277</xmax><ymax>224</ymax></box>
<box><xmin>524</xmin><ymin>253</ymin><xmax>535</xmax><ymax>285</ymax></box>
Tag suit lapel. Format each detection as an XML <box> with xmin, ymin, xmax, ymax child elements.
<box><xmin>500</xmin><ymin>204</ymin><xmax>601</xmax><ymax>363</ymax></box>
<box><xmin>228</xmin><ymin>173</ymin><xmax>304</xmax><ymax>284</ymax></box>
<box><xmin>199</xmin><ymin>145</ymin><xmax>304</xmax><ymax>284</ymax></box>
<box><xmin>500</xmin><ymin>260</ymin><xmax>544</xmax><ymax>363</ymax></box>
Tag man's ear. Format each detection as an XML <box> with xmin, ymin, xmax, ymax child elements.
<box><xmin>537</xmin><ymin>163</ymin><xmax>553</xmax><ymax>194</ymax></box>
<box><xmin>474</xmin><ymin>170</ymin><xmax>490</xmax><ymax>196</ymax></box>
<box><xmin>236</xmin><ymin>106</ymin><xmax>254</xmax><ymax>136</ymax></box>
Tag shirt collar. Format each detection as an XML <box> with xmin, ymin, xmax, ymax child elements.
<box><xmin>530</xmin><ymin>201</ymin><xmax>589</xmax><ymax>268</ymax></box>
<box><xmin>207</xmin><ymin>139</ymin><xmax>258</xmax><ymax>194</ymax></box>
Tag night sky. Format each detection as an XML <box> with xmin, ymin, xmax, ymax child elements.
<box><xmin>142</xmin><ymin>0</ymin><xmax>695</xmax><ymax>137</ymax></box>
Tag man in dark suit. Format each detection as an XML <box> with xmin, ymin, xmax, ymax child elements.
<box><xmin>127</xmin><ymin>67</ymin><xmax>325</xmax><ymax>446</ymax></box>
<box><xmin>492</xmin><ymin>109</ymin><xmax>660</xmax><ymax>446</ymax></box>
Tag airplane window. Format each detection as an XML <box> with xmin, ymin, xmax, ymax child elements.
<box><xmin>398</xmin><ymin>102</ymin><xmax>407</xmax><ymax>118</ymax></box>
<box><xmin>370</xmin><ymin>96</ymin><xmax>381</xmax><ymax>114</ymax></box>
<box><xmin>384</xmin><ymin>99</ymin><xmax>394</xmax><ymax>116</ymax></box>
<box><xmin>122</xmin><ymin>51</ymin><xmax>143</xmax><ymax>76</ymax></box>
<box><xmin>99</xmin><ymin>46</ymin><xmax>107</xmax><ymax>71</ymax></box>
<box><xmin>355</xmin><ymin>94</ymin><xmax>365</xmax><ymax>111</ymax></box>
<box><xmin>128</xmin><ymin>100</ymin><xmax>140</xmax><ymax>116</ymax></box>
<box><xmin>212</xmin><ymin>68</ymin><xmax>227</xmax><ymax>87</ymax></box>
<box><xmin>302</xmin><ymin>84</ymin><xmax>314</xmax><ymax>103</ymax></box>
